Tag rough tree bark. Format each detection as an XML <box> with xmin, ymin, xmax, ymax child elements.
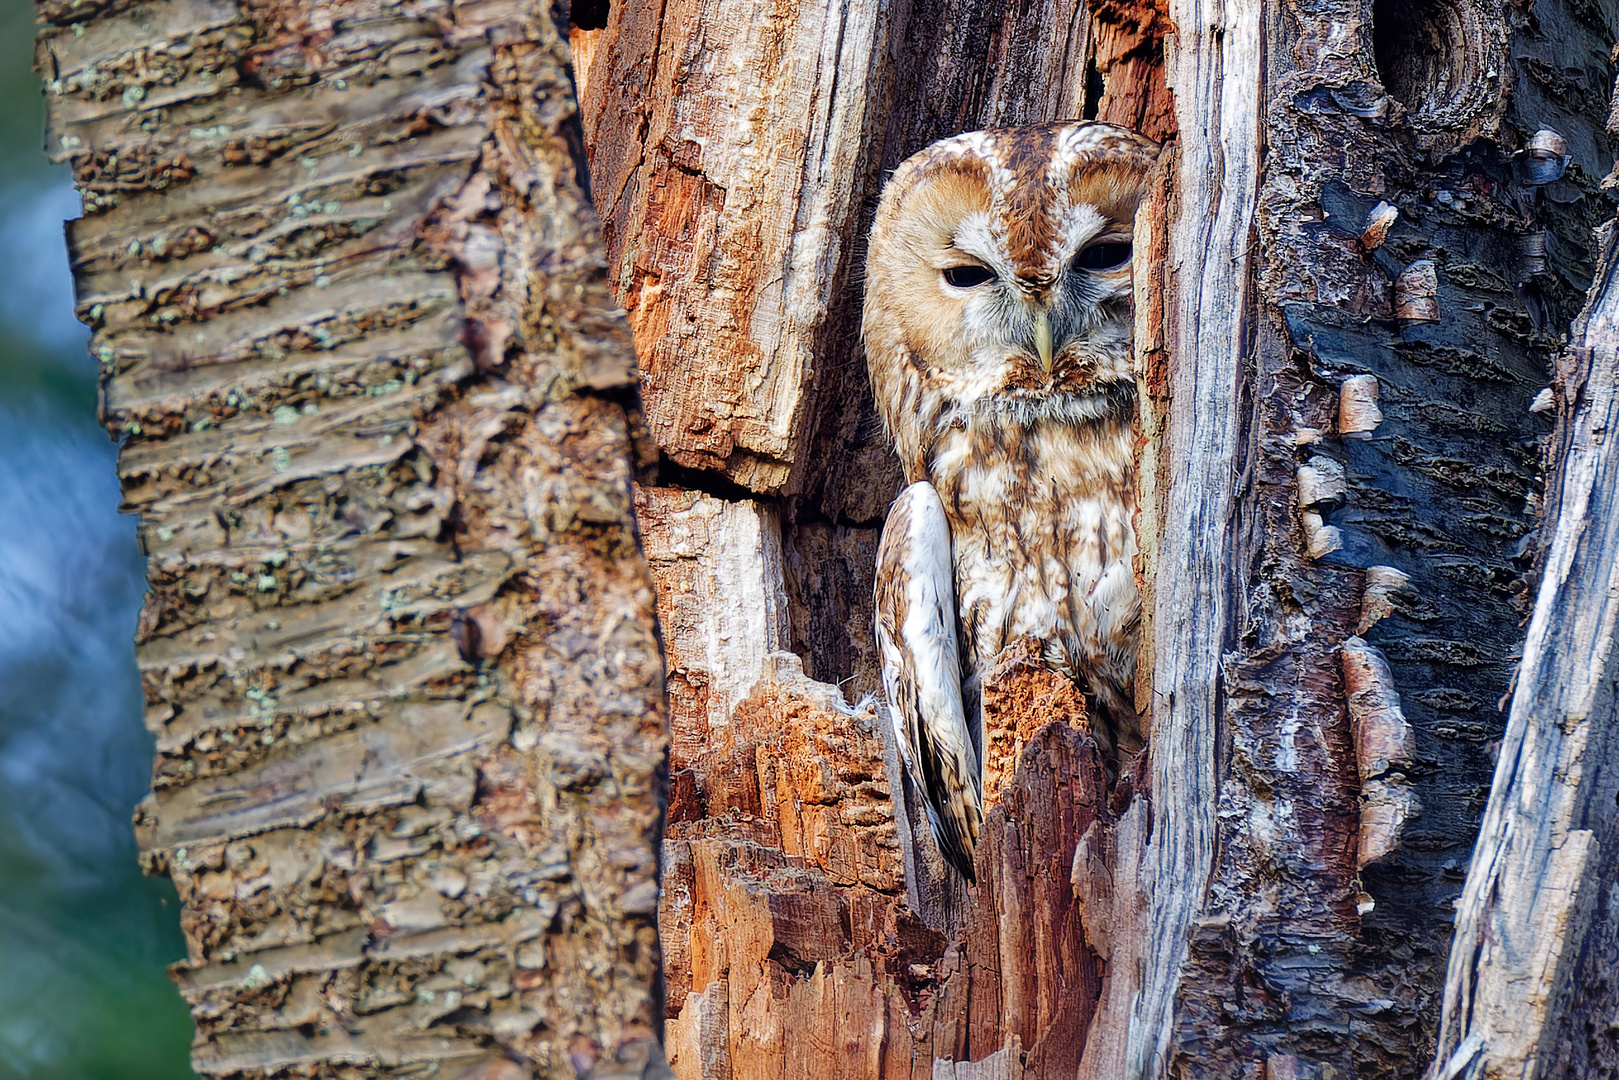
<box><xmin>1429</xmin><ymin>82</ymin><xmax>1619</xmax><ymax>1080</ymax></box>
<box><xmin>1195</xmin><ymin>3</ymin><xmax>1613</xmax><ymax>1076</ymax></box>
<box><xmin>37</xmin><ymin>1</ymin><xmax>668</xmax><ymax>1077</ymax></box>
<box><xmin>574</xmin><ymin>0</ymin><xmax>1617</xmax><ymax>1078</ymax></box>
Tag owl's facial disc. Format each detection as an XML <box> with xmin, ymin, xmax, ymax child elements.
<box><xmin>862</xmin><ymin>121</ymin><xmax>1161</xmax><ymax>449</ymax></box>
<box><xmin>935</xmin><ymin>219</ymin><xmax>1135</xmax><ymax>403</ymax></box>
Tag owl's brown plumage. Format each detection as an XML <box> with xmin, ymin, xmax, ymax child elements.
<box><xmin>864</xmin><ymin>122</ymin><xmax>1159</xmax><ymax>879</ymax></box>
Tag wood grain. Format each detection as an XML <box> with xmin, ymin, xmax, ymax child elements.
<box><xmin>656</xmin><ymin>655</ymin><xmax>1112</xmax><ymax>1079</ymax></box>
<box><xmin>635</xmin><ymin>487</ymin><xmax>792</xmax><ymax>764</ymax></box>
<box><xmin>1107</xmin><ymin>0</ymin><xmax>1265</xmax><ymax>1071</ymax></box>
<box><xmin>574</xmin><ymin>0</ymin><xmax>892</xmax><ymax>493</ymax></box>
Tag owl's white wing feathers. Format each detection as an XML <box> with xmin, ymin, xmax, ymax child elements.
<box><xmin>874</xmin><ymin>481</ymin><xmax>982</xmax><ymax>879</ymax></box>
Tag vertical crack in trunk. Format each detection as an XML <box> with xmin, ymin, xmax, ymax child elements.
<box><xmin>1431</xmin><ymin>116</ymin><xmax>1619</xmax><ymax>1079</ymax></box>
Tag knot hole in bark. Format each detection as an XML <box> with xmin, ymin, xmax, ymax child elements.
<box><xmin>1369</xmin><ymin>0</ymin><xmax>1506</xmax><ymax>142</ymax></box>
<box><xmin>570</xmin><ymin>0</ymin><xmax>610</xmax><ymax>32</ymax></box>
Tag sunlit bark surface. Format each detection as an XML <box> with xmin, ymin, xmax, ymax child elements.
<box><xmin>37</xmin><ymin>1</ymin><xmax>667</xmax><ymax>1076</ymax></box>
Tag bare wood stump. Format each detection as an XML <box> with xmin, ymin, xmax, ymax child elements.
<box><xmin>650</xmin><ymin>645</ymin><xmax>1115</xmax><ymax>1079</ymax></box>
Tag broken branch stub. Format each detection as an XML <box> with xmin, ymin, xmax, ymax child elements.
<box><xmin>1338</xmin><ymin>374</ymin><xmax>1384</xmax><ymax>440</ymax></box>
<box><xmin>1342</xmin><ymin>637</ymin><xmax>1419</xmax><ymax>869</ymax></box>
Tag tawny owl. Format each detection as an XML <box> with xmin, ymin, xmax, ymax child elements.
<box><xmin>863</xmin><ymin>122</ymin><xmax>1159</xmax><ymax>880</ymax></box>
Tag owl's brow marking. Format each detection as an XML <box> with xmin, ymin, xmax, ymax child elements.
<box><xmin>983</xmin><ymin>126</ymin><xmax>1058</xmax><ymax>276</ymax></box>
<box><xmin>920</xmin><ymin>132</ymin><xmax>1017</xmax><ymax>220</ymax></box>
<box><xmin>950</xmin><ymin>211</ymin><xmax>1006</xmax><ymax>272</ymax></box>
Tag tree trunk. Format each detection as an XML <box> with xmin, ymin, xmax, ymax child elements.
<box><xmin>1194</xmin><ymin>3</ymin><xmax>1613</xmax><ymax>1075</ymax></box>
<box><xmin>37</xmin><ymin>1</ymin><xmax>668</xmax><ymax>1076</ymax></box>
<box><xmin>575</xmin><ymin>0</ymin><xmax>1617</xmax><ymax>1077</ymax></box>
<box><xmin>1429</xmin><ymin>101</ymin><xmax>1619</xmax><ymax>1080</ymax></box>
<box><xmin>45</xmin><ymin>0</ymin><xmax>1619</xmax><ymax>1076</ymax></box>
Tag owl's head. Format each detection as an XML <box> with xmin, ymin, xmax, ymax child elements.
<box><xmin>863</xmin><ymin>123</ymin><xmax>1160</xmax><ymax>458</ymax></box>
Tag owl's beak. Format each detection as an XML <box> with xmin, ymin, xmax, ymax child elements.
<box><xmin>1033</xmin><ymin>309</ymin><xmax>1053</xmax><ymax>373</ymax></box>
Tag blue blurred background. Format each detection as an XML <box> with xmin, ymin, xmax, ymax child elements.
<box><xmin>0</xmin><ymin>7</ymin><xmax>194</xmax><ymax>1078</ymax></box>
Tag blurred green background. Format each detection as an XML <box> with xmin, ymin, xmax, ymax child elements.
<box><xmin>0</xmin><ymin>5</ymin><xmax>195</xmax><ymax>1078</ymax></box>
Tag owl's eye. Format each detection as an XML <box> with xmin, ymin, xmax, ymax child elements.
<box><xmin>941</xmin><ymin>264</ymin><xmax>995</xmax><ymax>289</ymax></box>
<box><xmin>1074</xmin><ymin>242</ymin><xmax>1133</xmax><ymax>271</ymax></box>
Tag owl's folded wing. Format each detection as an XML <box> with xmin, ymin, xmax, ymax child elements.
<box><xmin>874</xmin><ymin>480</ymin><xmax>982</xmax><ymax>880</ymax></box>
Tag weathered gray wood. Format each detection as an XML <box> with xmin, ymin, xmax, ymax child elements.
<box><xmin>37</xmin><ymin>1</ymin><xmax>668</xmax><ymax>1075</ymax></box>
<box><xmin>1429</xmin><ymin>211</ymin><xmax>1619</xmax><ymax>1080</ymax></box>
<box><xmin>1100</xmin><ymin>0</ymin><xmax>1262</xmax><ymax>1074</ymax></box>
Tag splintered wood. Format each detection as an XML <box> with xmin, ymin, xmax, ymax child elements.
<box><xmin>38</xmin><ymin>1</ymin><xmax>666</xmax><ymax>1076</ymax></box>
<box><xmin>979</xmin><ymin>638</ymin><xmax>1091</xmax><ymax>809</ymax></box>
<box><xmin>634</xmin><ymin>491</ymin><xmax>1116</xmax><ymax>1075</ymax></box>
<box><xmin>573</xmin><ymin>0</ymin><xmax>890</xmax><ymax>492</ymax></box>
<box><xmin>635</xmin><ymin>488</ymin><xmax>793</xmax><ymax>755</ymax></box>
<box><xmin>651</xmin><ymin>650</ymin><xmax>1113</xmax><ymax>1079</ymax></box>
